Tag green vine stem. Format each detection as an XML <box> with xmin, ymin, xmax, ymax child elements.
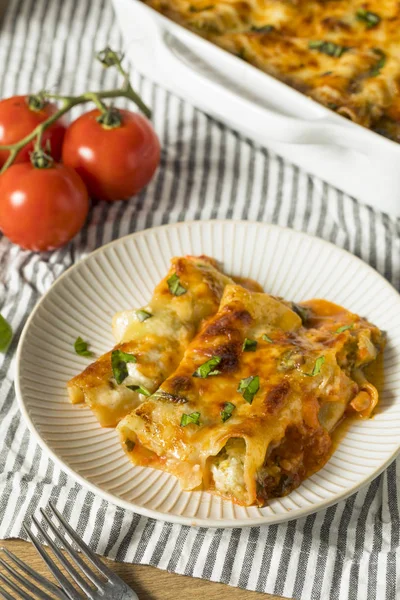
<box><xmin>0</xmin><ymin>47</ymin><xmax>151</xmax><ymax>174</ymax></box>
<box><xmin>30</xmin><ymin>127</ymin><xmax>54</xmax><ymax>169</ymax></box>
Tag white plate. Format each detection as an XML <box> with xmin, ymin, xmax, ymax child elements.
<box><xmin>15</xmin><ymin>220</ymin><xmax>400</xmax><ymax>528</ymax></box>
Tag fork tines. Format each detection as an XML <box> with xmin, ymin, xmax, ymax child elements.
<box><xmin>22</xmin><ymin>501</ymin><xmax>122</xmax><ymax>600</ymax></box>
<box><xmin>0</xmin><ymin>546</ymin><xmax>68</xmax><ymax>599</ymax></box>
<box><xmin>0</xmin><ymin>503</ymin><xmax>125</xmax><ymax>600</ymax></box>
<box><xmin>1</xmin><ymin>502</ymin><xmax>137</xmax><ymax>600</ymax></box>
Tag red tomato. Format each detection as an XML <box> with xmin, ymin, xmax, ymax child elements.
<box><xmin>0</xmin><ymin>162</ymin><xmax>89</xmax><ymax>251</ymax></box>
<box><xmin>0</xmin><ymin>95</ymin><xmax>66</xmax><ymax>167</ymax></box>
<box><xmin>62</xmin><ymin>108</ymin><xmax>160</xmax><ymax>202</ymax></box>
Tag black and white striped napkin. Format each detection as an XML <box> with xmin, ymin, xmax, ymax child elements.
<box><xmin>0</xmin><ymin>1</ymin><xmax>399</xmax><ymax>599</ymax></box>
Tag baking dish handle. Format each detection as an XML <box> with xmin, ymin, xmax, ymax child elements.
<box><xmin>152</xmin><ymin>23</ymin><xmax>395</xmax><ymax>158</ymax></box>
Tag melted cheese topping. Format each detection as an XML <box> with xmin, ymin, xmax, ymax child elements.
<box><xmin>119</xmin><ymin>286</ymin><xmax>385</xmax><ymax>506</ymax></box>
<box><xmin>67</xmin><ymin>255</ymin><xmax>234</xmax><ymax>427</ymax></box>
<box><xmin>143</xmin><ymin>0</ymin><xmax>400</xmax><ymax>140</ymax></box>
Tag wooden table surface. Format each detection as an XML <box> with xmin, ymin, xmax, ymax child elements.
<box><xmin>1</xmin><ymin>539</ymin><xmax>289</xmax><ymax>599</ymax></box>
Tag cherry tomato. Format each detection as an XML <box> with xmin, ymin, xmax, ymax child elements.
<box><xmin>0</xmin><ymin>162</ymin><xmax>89</xmax><ymax>251</ymax></box>
<box><xmin>0</xmin><ymin>95</ymin><xmax>66</xmax><ymax>167</ymax></box>
<box><xmin>62</xmin><ymin>108</ymin><xmax>160</xmax><ymax>202</ymax></box>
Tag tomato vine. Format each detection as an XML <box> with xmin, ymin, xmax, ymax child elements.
<box><xmin>0</xmin><ymin>47</ymin><xmax>151</xmax><ymax>173</ymax></box>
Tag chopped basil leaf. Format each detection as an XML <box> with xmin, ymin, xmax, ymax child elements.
<box><xmin>189</xmin><ymin>4</ymin><xmax>214</xmax><ymax>11</ymax></box>
<box><xmin>335</xmin><ymin>324</ymin><xmax>354</xmax><ymax>334</ymax></box>
<box><xmin>74</xmin><ymin>336</ymin><xmax>93</xmax><ymax>357</ymax></box>
<box><xmin>127</xmin><ymin>384</ymin><xmax>151</xmax><ymax>396</ymax></box>
<box><xmin>237</xmin><ymin>375</ymin><xmax>260</xmax><ymax>404</ymax></box>
<box><xmin>221</xmin><ymin>402</ymin><xmax>236</xmax><ymax>422</ymax></box>
<box><xmin>369</xmin><ymin>48</ymin><xmax>386</xmax><ymax>76</ymax></box>
<box><xmin>308</xmin><ymin>40</ymin><xmax>349</xmax><ymax>58</ymax></box>
<box><xmin>305</xmin><ymin>356</ymin><xmax>325</xmax><ymax>377</ymax></box>
<box><xmin>327</xmin><ymin>102</ymin><xmax>338</xmax><ymax>110</ymax></box>
<box><xmin>356</xmin><ymin>8</ymin><xmax>381</xmax><ymax>28</ymax></box>
<box><xmin>251</xmin><ymin>24</ymin><xmax>275</xmax><ymax>33</ymax></box>
<box><xmin>136</xmin><ymin>309</ymin><xmax>152</xmax><ymax>322</ymax></box>
<box><xmin>111</xmin><ymin>349</ymin><xmax>137</xmax><ymax>384</ymax></box>
<box><xmin>262</xmin><ymin>334</ymin><xmax>273</xmax><ymax>343</ymax></box>
<box><xmin>180</xmin><ymin>411</ymin><xmax>201</xmax><ymax>426</ymax></box>
<box><xmin>243</xmin><ymin>338</ymin><xmax>257</xmax><ymax>352</ymax></box>
<box><xmin>193</xmin><ymin>356</ymin><xmax>222</xmax><ymax>378</ymax></box>
<box><xmin>167</xmin><ymin>273</ymin><xmax>187</xmax><ymax>296</ymax></box>
<box><xmin>125</xmin><ymin>439</ymin><xmax>135</xmax><ymax>452</ymax></box>
<box><xmin>0</xmin><ymin>314</ymin><xmax>12</xmax><ymax>352</ymax></box>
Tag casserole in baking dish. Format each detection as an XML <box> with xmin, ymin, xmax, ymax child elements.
<box><xmin>141</xmin><ymin>0</ymin><xmax>400</xmax><ymax>140</ymax></box>
<box><xmin>112</xmin><ymin>0</ymin><xmax>400</xmax><ymax>214</ymax></box>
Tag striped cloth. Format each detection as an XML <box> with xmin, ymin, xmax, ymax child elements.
<box><xmin>0</xmin><ymin>1</ymin><xmax>399</xmax><ymax>599</ymax></box>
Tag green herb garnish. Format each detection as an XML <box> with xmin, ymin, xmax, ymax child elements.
<box><xmin>167</xmin><ymin>273</ymin><xmax>187</xmax><ymax>296</ymax></box>
<box><xmin>193</xmin><ymin>356</ymin><xmax>222</xmax><ymax>378</ymax></box>
<box><xmin>251</xmin><ymin>24</ymin><xmax>275</xmax><ymax>33</ymax></box>
<box><xmin>125</xmin><ymin>439</ymin><xmax>135</xmax><ymax>452</ymax></box>
<box><xmin>221</xmin><ymin>402</ymin><xmax>236</xmax><ymax>422</ymax></box>
<box><xmin>305</xmin><ymin>356</ymin><xmax>325</xmax><ymax>377</ymax></box>
<box><xmin>180</xmin><ymin>411</ymin><xmax>201</xmax><ymax>426</ymax></box>
<box><xmin>74</xmin><ymin>336</ymin><xmax>93</xmax><ymax>357</ymax></box>
<box><xmin>262</xmin><ymin>334</ymin><xmax>273</xmax><ymax>343</ymax></box>
<box><xmin>111</xmin><ymin>349</ymin><xmax>137</xmax><ymax>384</ymax></box>
<box><xmin>369</xmin><ymin>48</ymin><xmax>386</xmax><ymax>76</ymax></box>
<box><xmin>335</xmin><ymin>324</ymin><xmax>354</xmax><ymax>334</ymax></box>
<box><xmin>243</xmin><ymin>338</ymin><xmax>257</xmax><ymax>352</ymax></box>
<box><xmin>356</xmin><ymin>8</ymin><xmax>381</xmax><ymax>28</ymax></box>
<box><xmin>308</xmin><ymin>40</ymin><xmax>349</xmax><ymax>58</ymax></box>
<box><xmin>126</xmin><ymin>384</ymin><xmax>152</xmax><ymax>396</ymax></box>
<box><xmin>0</xmin><ymin>314</ymin><xmax>12</xmax><ymax>352</ymax></box>
<box><xmin>136</xmin><ymin>309</ymin><xmax>152</xmax><ymax>322</ymax></box>
<box><xmin>237</xmin><ymin>375</ymin><xmax>260</xmax><ymax>404</ymax></box>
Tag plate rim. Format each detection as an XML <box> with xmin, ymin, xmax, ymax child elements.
<box><xmin>14</xmin><ymin>219</ymin><xmax>400</xmax><ymax>528</ymax></box>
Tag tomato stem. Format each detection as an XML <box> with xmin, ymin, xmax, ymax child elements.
<box><xmin>96</xmin><ymin>106</ymin><xmax>122</xmax><ymax>129</ymax></box>
<box><xmin>30</xmin><ymin>129</ymin><xmax>54</xmax><ymax>169</ymax></box>
<box><xmin>85</xmin><ymin>92</ymin><xmax>108</xmax><ymax>114</ymax></box>
<box><xmin>27</xmin><ymin>92</ymin><xmax>47</xmax><ymax>112</ymax></box>
<box><xmin>30</xmin><ymin>149</ymin><xmax>54</xmax><ymax>169</ymax></box>
<box><xmin>0</xmin><ymin>47</ymin><xmax>151</xmax><ymax>174</ymax></box>
<box><xmin>35</xmin><ymin>128</ymin><xmax>44</xmax><ymax>151</ymax></box>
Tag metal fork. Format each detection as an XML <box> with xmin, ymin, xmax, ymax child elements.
<box><xmin>0</xmin><ymin>501</ymin><xmax>138</xmax><ymax>600</ymax></box>
<box><xmin>0</xmin><ymin>548</ymin><xmax>69</xmax><ymax>600</ymax></box>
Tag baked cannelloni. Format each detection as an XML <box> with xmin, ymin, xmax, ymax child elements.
<box><xmin>118</xmin><ymin>284</ymin><xmax>385</xmax><ymax>506</ymax></box>
<box><xmin>67</xmin><ymin>256</ymin><xmax>236</xmax><ymax>427</ymax></box>
<box><xmin>143</xmin><ymin>0</ymin><xmax>400</xmax><ymax>141</ymax></box>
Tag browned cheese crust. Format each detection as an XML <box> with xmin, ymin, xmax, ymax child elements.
<box><xmin>142</xmin><ymin>0</ymin><xmax>400</xmax><ymax>141</ymax></box>
<box><xmin>119</xmin><ymin>285</ymin><xmax>385</xmax><ymax>506</ymax></box>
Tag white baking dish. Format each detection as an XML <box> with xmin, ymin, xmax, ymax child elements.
<box><xmin>112</xmin><ymin>0</ymin><xmax>400</xmax><ymax>216</ymax></box>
